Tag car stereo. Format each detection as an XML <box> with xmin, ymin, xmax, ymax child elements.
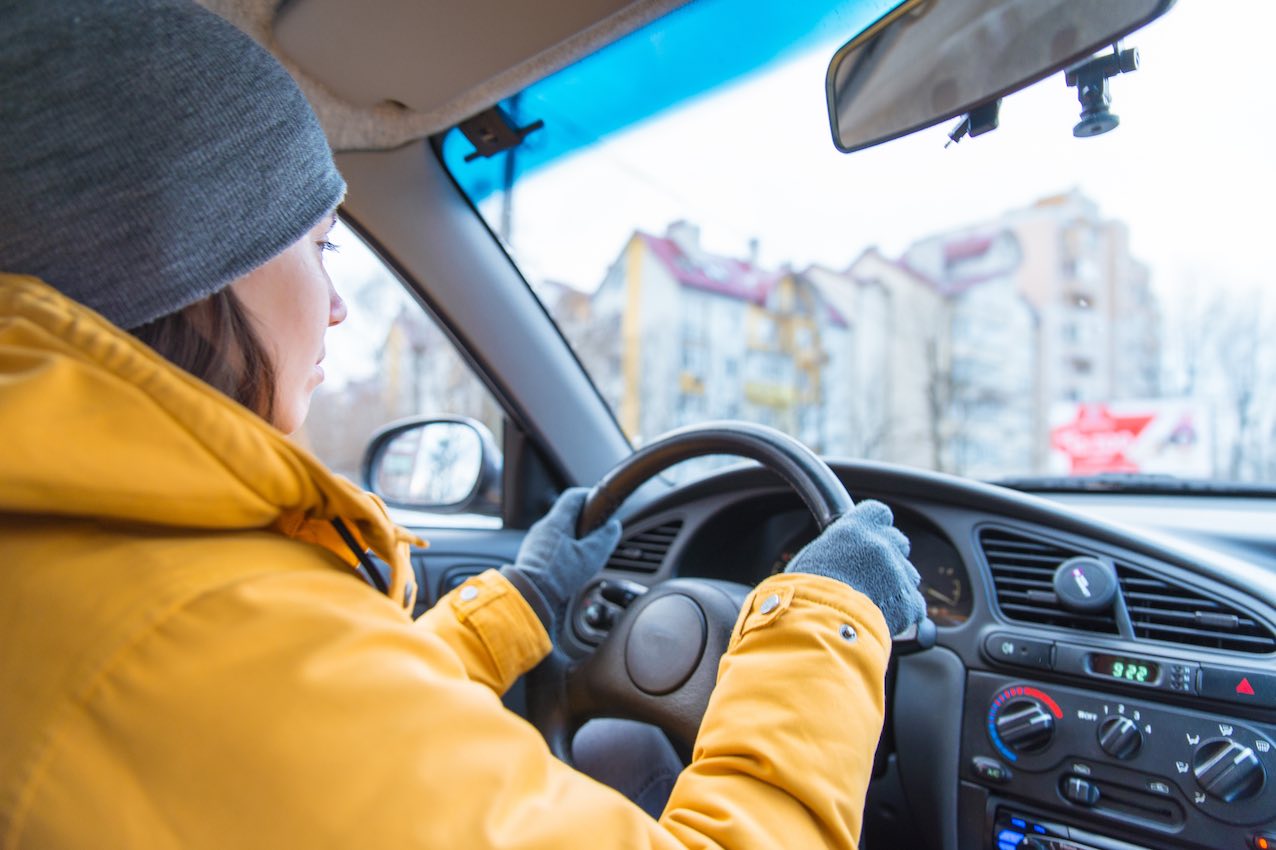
<box><xmin>993</xmin><ymin>808</ymin><xmax>1155</xmax><ymax>850</ymax></box>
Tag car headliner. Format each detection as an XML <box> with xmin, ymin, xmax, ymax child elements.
<box><xmin>199</xmin><ymin>0</ymin><xmax>690</xmax><ymax>151</ymax></box>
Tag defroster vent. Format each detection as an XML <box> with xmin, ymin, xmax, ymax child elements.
<box><xmin>605</xmin><ymin>520</ymin><xmax>683</xmax><ymax>573</ymax></box>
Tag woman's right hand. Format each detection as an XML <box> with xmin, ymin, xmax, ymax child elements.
<box><xmin>784</xmin><ymin>499</ymin><xmax>926</xmax><ymax>635</ymax></box>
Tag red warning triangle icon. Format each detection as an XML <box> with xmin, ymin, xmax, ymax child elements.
<box><xmin>1236</xmin><ymin>677</ymin><xmax>1256</xmax><ymax>696</ymax></box>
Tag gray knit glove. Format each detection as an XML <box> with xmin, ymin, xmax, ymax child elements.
<box><xmin>502</xmin><ymin>487</ymin><xmax>622</xmax><ymax>637</ymax></box>
<box><xmin>785</xmin><ymin>500</ymin><xmax>926</xmax><ymax>635</ymax></box>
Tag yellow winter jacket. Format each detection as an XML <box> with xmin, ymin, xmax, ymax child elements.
<box><xmin>0</xmin><ymin>274</ymin><xmax>891</xmax><ymax>849</ymax></box>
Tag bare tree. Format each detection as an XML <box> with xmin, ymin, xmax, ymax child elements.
<box><xmin>923</xmin><ymin>335</ymin><xmax>953</xmax><ymax>473</ymax></box>
<box><xmin>1162</xmin><ymin>281</ymin><xmax>1273</xmax><ymax>481</ymax></box>
<box><xmin>1163</xmin><ymin>276</ymin><xmax>1224</xmax><ymax>398</ymax></box>
<box><xmin>1213</xmin><ymin>295</ymin><xmax>1270</xmax><ymax>480</ymax></box>
<box><xmin>845</xmin><ymin>404</ymin><xmax>893</xmax><ymax>460</ymax></box>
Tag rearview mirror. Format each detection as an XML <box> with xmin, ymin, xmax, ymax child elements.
<box><xmin>826</xmin><ymin>0</ymin><xmax>1174</xmax><ymax>153</ymax></box>
<box><xmin>361</xmin><ymin>416</ymin><xmax>501</xmax><ymax>515</ymax></box>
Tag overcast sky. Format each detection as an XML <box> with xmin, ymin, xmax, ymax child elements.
<box><xmin>498</xmin><ymin>0</ymin><xmax>1275</xmax><ymax>305</ymax></box>
<box><xmin>322</xmin><ymin>0</ymin><xmax>1275</xmax><ymax>394</ymax></box>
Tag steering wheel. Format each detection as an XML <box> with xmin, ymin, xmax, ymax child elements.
<box><xmin>525</xmin><ymin>421</ymin><xmax>856</xmax><ymax>761</ymax></box>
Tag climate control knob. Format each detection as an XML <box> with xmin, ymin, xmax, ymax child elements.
<box><xmin>1097</xmin><ymin>716</ymin><xmax>1142</xmax><ymax>760</ymax></box>
<box><xmin>995</xmin><ymin>698</ymin><xmax>1056</xmax><ymax>753</ymax></box>
<box><xmin>1193</xmin><ymin>738</ymin><xmax>1266</xmax><ymax>802</ymax></box>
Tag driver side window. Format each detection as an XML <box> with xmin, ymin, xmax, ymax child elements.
<box><xmin>294</xmin><ymin>219</ymin><xmax>503</xmax><ymax>527</ymax></box>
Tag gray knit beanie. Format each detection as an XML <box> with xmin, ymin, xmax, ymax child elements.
<box><xmin>0</xmin><ymin>0</ymin><xmax>346</xmax><ymax>330</ymax></box>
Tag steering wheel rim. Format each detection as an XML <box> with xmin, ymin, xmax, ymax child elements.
<box><xmin>577</xmin><ymin>421</ymin><xmax>853</xmax><ymax>537</ymax></box>
<box><xmin>528</xmin><ymin>421</ymin><xmax>855</xmax><ymax>762</ymax></box>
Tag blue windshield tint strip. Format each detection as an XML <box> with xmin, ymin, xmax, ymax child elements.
<box><xmin>441</xmin><ymin>0</ymin><xmax>903</xmax><ymax>203</ymax></box>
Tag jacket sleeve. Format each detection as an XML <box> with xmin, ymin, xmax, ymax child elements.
<box><xmin>27</xmin><ymin>568</ymin><xmax>888</xmax><ymax>850</ymax></box>
<box><xmin>659</xmin><ymin>572</ymin><xmax>889</xmax><ymax>846</ymax></box>
<box><xmin>412</xmin><ymin>568</ymin><xmax>553</xmax><ymax>694</ymax></box>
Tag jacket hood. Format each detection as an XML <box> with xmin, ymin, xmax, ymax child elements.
<box><xmin>0</xmin><ymin>274</ymin><xmax>420</xmax><ymax>607</ymax></box>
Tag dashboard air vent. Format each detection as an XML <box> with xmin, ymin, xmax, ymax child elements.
<box><xmin>980</xmin><ymin>529</ymin><xmax>1118</xmax><ymax>634</ymax></box>
<box><xmin>1116</xmin><ymin>562</ymin><xmax>1276</xmax><ymax>655</ymax></box>
<box><xmin>605</xmin><ymin>520</ymin><xmax>683</xmax><ymax>573</ymax></box>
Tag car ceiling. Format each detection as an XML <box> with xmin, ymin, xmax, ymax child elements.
<box><xmin>199</xmin><ymin>0</ymin><xmax>689</xmax><ymax>150</ymax></box>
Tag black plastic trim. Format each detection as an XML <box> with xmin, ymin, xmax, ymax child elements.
<box><xmin>895</xmin><ymin>647</ymin><xmax>966</xmax><ymax>850</ymax></box>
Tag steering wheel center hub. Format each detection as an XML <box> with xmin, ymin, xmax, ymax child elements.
<box><xmin>625</xmin><ymin>594</ymin><xmax>707</xmax><ymax>695</ymax></box>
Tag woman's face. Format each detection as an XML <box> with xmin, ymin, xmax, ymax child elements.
<box><xmin>229</xmin><ymin>214</ymin><xmax>346</xmax><ymax>434</ymax></box>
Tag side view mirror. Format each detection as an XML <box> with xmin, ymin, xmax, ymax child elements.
<box><xmin>361</xmin><ymin>416</ymin><xmax>502</xmax><ymax>516</ymax></box>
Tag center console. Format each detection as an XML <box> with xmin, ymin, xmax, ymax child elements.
<box><xmin>959</xmin><ymin>632</ymin><xmax>1276</xmax><ymax>850</ymax></box>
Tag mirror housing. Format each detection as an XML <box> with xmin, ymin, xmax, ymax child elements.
<box><xmin>361</xmin><ymin>416</ymin><xmax>502</xmax><ymax>516</ymax></box>
<box><xmin>826</xmin><ymin>0</ymin><xmax>1174</xmax><ymax>154</ymax></box>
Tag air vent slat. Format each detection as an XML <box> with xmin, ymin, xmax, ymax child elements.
<box><xmin>996</xmin><ymin>591</ymin><xmax>1053</xmax><ymax>606</ymax></box>
<box><xmin>608</xmin><ymin>557</ymin><xmax>658</xmax><ymax>571</ymax></box>
<box><xmin>1124</xmin><ymin>607</ymin><xmax>1245</xmax><ymax>630</ymax></box>
<box><xmin>604</xmin><ymin>520</ymin><xmax>683</xmax><ymax>574</ymax></box>
<box><xmin>1125</xmin><ymin>587</ymin><xmax>1227</xmax><ymax>602</ymax></box>
<box><xmin>981</xmin><ymin>539</ymin><xmax>1061</xmax><ymax>554</ymax></box>
<box><xmin>1116</xmin><ymin>560</ymin><xmax>1275</xmax><ymax>655</ymax></box>
<box><xmin>1129</xmin><ymin>622</ymin><xmax>1275</xmax><ymax>651</ymax></box>
<box><xmin>998</xmin><ymin>604</ymin><xmax>1118</xmax><ymax>630</ymax></box>
<box><xmin>981</xmin><ymin>551</ymin><xmax>1069</xmax><ymax>566</ymax></box>
<box><xmin>995</xmin><ymin>580</ymin><xmax>1044</xmax><ymax>591</ymax></box>
<box><xmin>983</xmin><ymin>567</ymin><xmax>1052</xmax><ymax>580</ymax></box>
<box><xmin>634</xmin><ymin>531</ymin><xmax>678</xmax><ymax>543</ymax></box>
<box><xmin>1125</xmin><ymin>593</ymin><xmax>1228</xmax><ymax>612</ymax></box>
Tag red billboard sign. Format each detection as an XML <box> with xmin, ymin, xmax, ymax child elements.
<box><xmin>1049</xmin><ymin>401</ymin><xmax>1211</xmax><ymax>477</ymax></box>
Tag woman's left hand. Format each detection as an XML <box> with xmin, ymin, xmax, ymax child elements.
<box><xmin>502</xmin><ymin>487</ymin><xmax>621</xmax><ymax>637</ymax></box>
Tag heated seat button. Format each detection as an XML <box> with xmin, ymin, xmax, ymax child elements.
<box><xmin>1198</xmin><ymin>667</ymin><xmax>1276</xmax><ymax>709</ymax></box>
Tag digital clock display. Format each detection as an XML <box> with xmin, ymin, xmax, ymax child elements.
<box><xmin>1091</xmin><ymin>653</ymin><xmax>1160</xmax><ymax>684</ymax></box>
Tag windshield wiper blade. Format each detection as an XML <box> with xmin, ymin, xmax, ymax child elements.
<box><xmin>992</xmin><ymin>472</ymin><xmax>1276</xmax><ymax>497</ymax></box>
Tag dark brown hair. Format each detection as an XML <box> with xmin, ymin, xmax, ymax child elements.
<box><xmin>130</xmin><ymin>288</ymin><xmax>276</xmax><ymax>422</ymax></box>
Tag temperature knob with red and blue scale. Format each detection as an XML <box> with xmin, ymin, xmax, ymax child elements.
<box><xmin>988</xmin><ymin>685</ymin><xmax>1064</xmax><ymax>760</ymax></box>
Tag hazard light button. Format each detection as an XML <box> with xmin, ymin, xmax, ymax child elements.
<box><xmin>1198</xmin><ymin>667</ymin><xmax>1276</xmax><ymax>709</ymax></box>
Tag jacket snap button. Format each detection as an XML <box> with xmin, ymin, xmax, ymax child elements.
<box><xmin>460</xmin><ymin>586</ymin><xmax>478</xmax><ymax>602</ymax></box>
<box><xmin>760</xmin><ymin>593</ymin><xmax>780</xmax><ymax>614</ymax></box>
<box><xmin>840</xmin><ymin>624</ymin><xmax>857</xmax><ymax>642</ymax></box>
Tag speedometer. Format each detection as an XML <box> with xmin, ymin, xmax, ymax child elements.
<box><xmin>907</xmin><ymin>524</ymin><xmax>971</xmax><ymax>626</ymax></box>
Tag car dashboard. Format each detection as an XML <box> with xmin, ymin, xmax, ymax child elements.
<box><xmin>584</xmin><ymin>460</ymin><xmax>1276</xmax><ymax>850</ymax></box>
<box><xmin>675</xmin><ymin>497</ymin><xmax>974</xmax><ymax>627</ymax></box>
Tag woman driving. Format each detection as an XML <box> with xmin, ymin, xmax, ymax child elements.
<box><xmin>0</xmin><ymin>1</ymin><xmax>925</xmax><ymax>847</ymax></box>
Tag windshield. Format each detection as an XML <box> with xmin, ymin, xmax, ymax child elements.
<box><xmin>440</xmin><ymin>0</ymin><xmax>1276</xmax><ymax>486</ymax></box>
